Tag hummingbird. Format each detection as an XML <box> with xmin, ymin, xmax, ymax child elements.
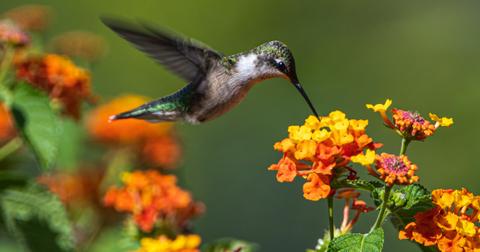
<box><xmin>102</xmin><ymin>18</ymin><xmax>318</xmax><ymax>124</ymax></box>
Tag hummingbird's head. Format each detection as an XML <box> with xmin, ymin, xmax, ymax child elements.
<box><xmin>243</xmin><ymin>40</ymin><xmax>319</xmax><ymax>117</ymax></box>
<box><xmin>251</xmin><ymin>40</ymin><xmax>298</xmax><ymax>82</ymax></box>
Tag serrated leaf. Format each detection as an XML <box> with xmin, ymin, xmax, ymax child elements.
<box><xmin>12</xmin><ymin>83</ymin><xmax>63</xmax><ymax>170</ymax></box>
<box><xmin>201</xmin><ymin>238</ymin><xmax>258</xmax><ymax>252</ymax></box>
<box><xmin>0</xmin><ymin>185</ymin><xmax>74</xmax><ymax>252</ymax></box>
<box><xmin>371</xmin><ymin>184</ymin><xmax>433</xmax><ymax>228</ymax></box>
<box><xmin>371</xmin><ymin>184</ymin><xmax>435</xmax><ymax>252</ymax></box>
<box><xmin>328</xmin><ymin>228</ymin><xmax>384</xmax><ymax>252</ymax></box>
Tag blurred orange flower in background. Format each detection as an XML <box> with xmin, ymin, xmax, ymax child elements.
<box><xmin>103</xmin><ymin>170</ymin><xmax>202</xmax><ymax>232</ymax></box>
<box><xmin>38</xmin><ymin>169</ymin><xmax>103</xmax><ymax>205</ymax></box>
<box><xmin>142</xmin><ymin>136</ymin><xmax>182</xmax><ymax>169</ymax></box>
<box><xmin>0</xmin><ymin>103</ymin><xmax>15</xmax><ymax>143</ymax></box>
<box><xmin>15</xmin><ymin>54</ymin><xmax>94</xmax><ymax>119</ymax></box>
<box><xmin>3</xmin><ymin>4</ymin><xmax>51</xmax><ymax>32</ymax></box>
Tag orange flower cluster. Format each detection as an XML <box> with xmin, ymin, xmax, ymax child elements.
<box><xmin>0</xmin><ymin>103</ymin><xmax>15</xmax><ymax>142</ymax></box>
<box><xmin>268</xmin><ymin>111</ymin><xmax>380</xmax><ymax>201</ymax></box>
<box><xmin>38</xmin><ymin>169</ymin><xmax>103</xmax><ymax>205</ymax></box>
<box><xmin>15</xmin><ymin>54</ymin><xmax>94</xmax><ymax>118</ymax></box>
<box><xmin>367</xmin><ymin>99</ymin><xmax>453</xmax><ymax>141</ymax></box>
<box><xmin>136</xmin><ymin>234</ymin><xmax>201</xmax><ymax>252</ymax></box>
<box><xmin>87</xmin><ymin>95</ymin><xmax>181</xmax><ymax>168</ymax></box>
<box><xmin>400</xmin><ymin>188</ymin><xmax>480</xmax><ymax>251</ymax></box>
<box><xmin>103</xmin><ymin>170</ymin><xmax>202</xmax><ymax>232</ymax></box>
<box><xmin>0</xmin><ymin>19</ymin><xmax>29</xmax><ymax>46</ymax></box>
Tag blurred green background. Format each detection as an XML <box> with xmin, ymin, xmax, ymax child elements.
<box><xmin>1</xmin><ymin>0</ymin><xmax>479</xmax><ymax>251</ymax></box>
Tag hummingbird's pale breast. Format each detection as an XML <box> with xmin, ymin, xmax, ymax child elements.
<box><xmin>185</xmin><ymin>53</ymin><xmax>283</xmax><ymax>123</ymax></box>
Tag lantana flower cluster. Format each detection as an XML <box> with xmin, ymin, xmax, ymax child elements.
<box><xmin>103</xmin><ymin>170</ymin><xmax>203</xmax><ymax>233</ymax></box>
<box><xmin>268</xmin><ymin>111</ymin><xmax>380</xmax><ymax>201</ymax></box>
<box><xmin>15</xmin><ymin>54</ymin><xmax>94</xmax><ymax>119</ymax></box>
<box><xmin>400</xmin><ymin>188</ymin><xmax>480</xmax><ymax>251</ymax></box>
<box><xmin>352</xmin><ymin>152</ymin><xmax>419</xmax><ymax>186</ymax></box>
<box><xmin>366</xmin><ymin>99</ymin><xmax>453</xmax><ymax>141</ymax></box>
<box><xmin>0</xmin><ymin>19</ymin><xmax>30</xmax><ymax>47</ymax></box>
<box><xmin>136</xmin><ymin>234</ymin><xmax>201</xmax><ymax>252</ymax></box>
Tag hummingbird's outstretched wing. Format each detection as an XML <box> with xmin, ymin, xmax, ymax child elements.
<box><xmin>101</xmin><ymin>17</ymin><xmax>223</xmax><ymax>82</ymax></box>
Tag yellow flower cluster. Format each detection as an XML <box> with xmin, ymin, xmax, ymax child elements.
<box><xmin>400</xmin><ymin>188</ymin><xmax>480</xmax><ymax>251</ymax></box>
<box><xmin>136</xmin><ymin>234</ymin><xmax>201</xmax><ymax>252</ymax></box>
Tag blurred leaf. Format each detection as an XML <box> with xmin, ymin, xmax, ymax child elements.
<box><xmin>11</xmin><ymin>83</ymin><xmax>63</xmax><ymax>170</ymax></box>
<box><xmin>202</xmin><ymin>238</ymin><xmax>258</xmax><ymax>252</ymax></box>
<box><xmin>56</xmin><ymin>120</ymin><xmax>83</xmax><ymax>170</ymax></box>
<box><xmin>327</xmin><ymin>228</ymin><xmax>384</xmax><ymax>252</ymax></box>
<box><xmin>0</xmin><ymin>185</ymin><xmax>74</xmax><ymax>252</ymax></box>
<box><xmin>0</xmin><ymin>171</ymin><xmax>27</xmax><ymax>192</ymax></box>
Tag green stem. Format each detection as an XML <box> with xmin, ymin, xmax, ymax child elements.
<box><xmin>327</xmin><ymin>195</ymin><xmax>334</xmax><ymax>240</ymax></box>
<box><xmin>370</xmin><ymin>137</ymin><xmax>410</xmax><ymax>231</ymax></box>
<box><xmin>0</xmin><ymin>45</ymin><xmax>14</xmax><ymax>85</ymax></box>
<box><xmin>399</xmin><ymin>138</ymin><xmax>410</xmax><ymax>155</ymax></box>
<box><xmin>0</xmin><ymin>137</ymin><xmax>22</xmax><ymax>161</ymax></box>
<box><xmin>371</xmin><ymin>185</ymin><xmax>392</xmax><ymax>230</ymax></box>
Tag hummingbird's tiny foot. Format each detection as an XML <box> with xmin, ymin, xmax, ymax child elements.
<box><xmin>108</xmin><ymin>115</ymin><xmax>117</xmax><ymax>123</ymax></box>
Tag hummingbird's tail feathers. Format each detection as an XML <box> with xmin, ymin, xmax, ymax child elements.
<box><xmin>109</xmin><ymin>101</ymin><xmax>183</xmax><ymax>123</ymax></box>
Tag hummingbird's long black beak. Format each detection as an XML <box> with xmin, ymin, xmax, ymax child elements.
<box><xmin>292</xmin><ymin>81</ymin><xmax>319</xmax><ymax>117</ymax></box>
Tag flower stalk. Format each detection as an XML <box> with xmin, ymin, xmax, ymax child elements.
<box><xmin>328</xmin><ymin>195</ymin><xmax>334</xmax><ymax>240</ymax></box>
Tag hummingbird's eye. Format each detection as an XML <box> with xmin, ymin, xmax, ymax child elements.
<box><xmin>276</xmin><ymin>61</ymin><xmax>287</xmax><ymax>72</ymax></box>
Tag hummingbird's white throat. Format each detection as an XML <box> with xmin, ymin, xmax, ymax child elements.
<box><xmin>235</xmin><ymin>53</ymin><xmax>284</xmax><ymax>83</ymax></box>
<box><xmin>236</xmin><ymin>53</ymin><xmax>259</xmax><ymax>78</ymax></box>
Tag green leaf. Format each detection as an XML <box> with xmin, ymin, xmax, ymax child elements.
<box><xmin>327</xmin><ymin>228</ymin><xmax>384</xmax><ymax>252</ymax></box>
<box><xmin>11</xmin><ymin>83</ymin><xmax>63</xmax><ymax>170</ymax></box>
<box><xmin>372</xmin><ymin>184</ymin><xmax>435</xmax><ymax>252</ymax></box>
<box><xmin>202</xmin><ymin>238</ymin><xmax>258</xmax><ymax>252</ymax></box>
<box><xmin>332</xmin><ymin>179</ymin><xmax>383</xmax><ymax>192</ymax></box>
<box><xmin>0</xmin><ymin>185</ymin><xmax>75</xmax><ymax>252</ymax></box>
<box><xmin>371</xmin><ymin>184</ymin><xmax>433</xmax><ymax>228</ymax></box>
